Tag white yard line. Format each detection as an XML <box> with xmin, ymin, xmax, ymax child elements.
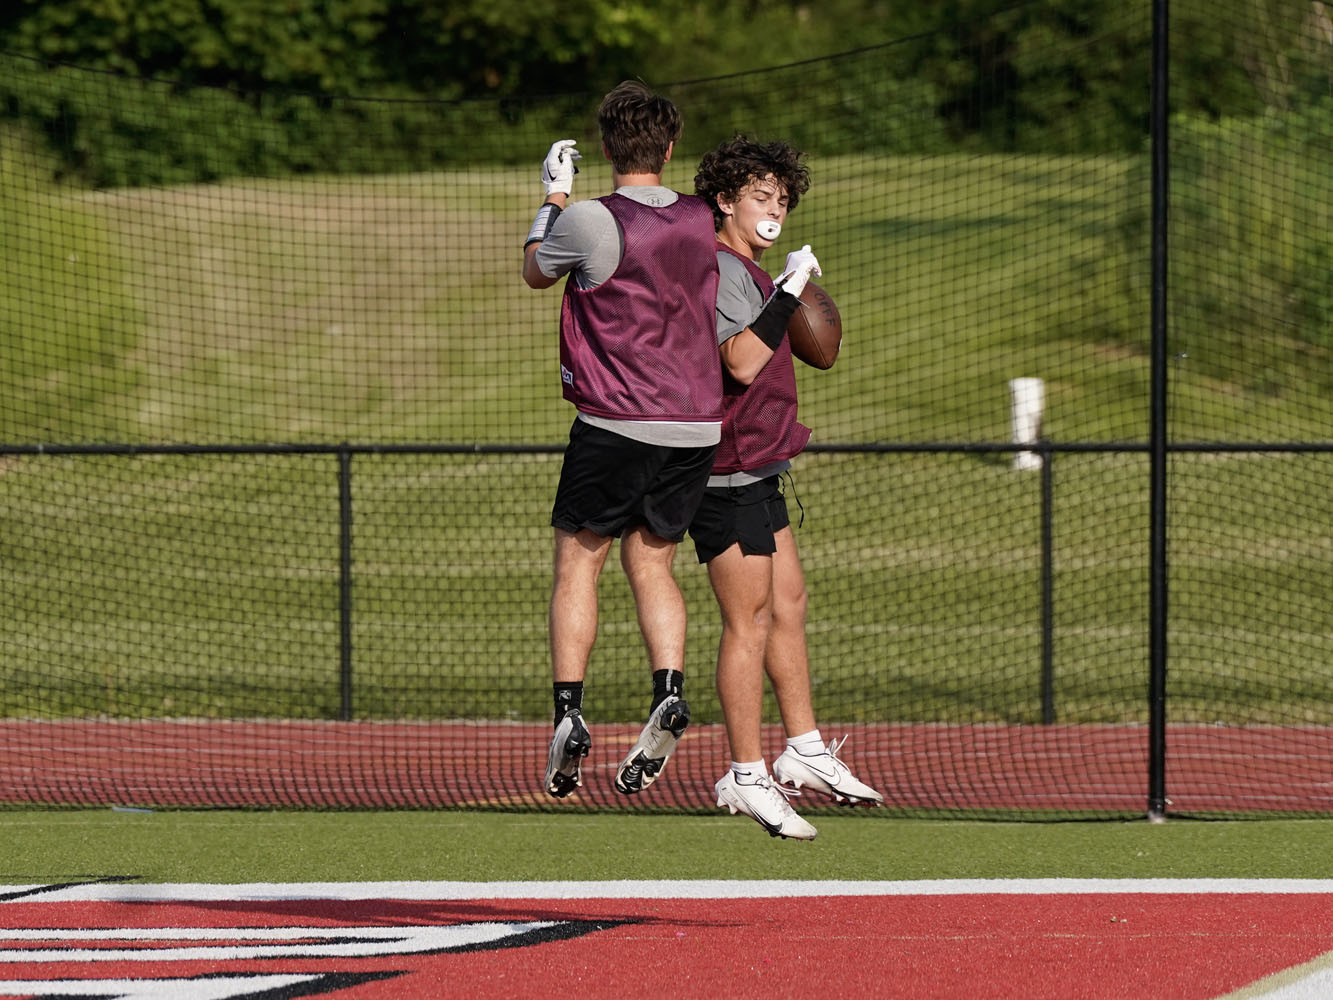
<box><xmin>4</xmin><ymin>877</ymin><xmax>1333</xmax><ymax>902</ymax></box>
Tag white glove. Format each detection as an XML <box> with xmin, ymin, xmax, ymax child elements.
<box><xmin>777</xmin><ymin>244</ymin><xmax>821</xmax><ymax>298</ymax></box>
<box><xmin>541</xmin><ymin>139</ymin><xmax>582</xmax><ymax>197</ymax></box>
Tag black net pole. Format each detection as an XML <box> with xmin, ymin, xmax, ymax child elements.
<box><xmin>1040</xmin><ymin>446</ymin><xmax>1055</xmax><ymax>725</ymax></box>
<box><xmin>339</xmin><ymin>447</ymin><xmax>354</xmax><ymax>722</ymax></box>
<box><xmin>1147</xmin><ymin>0</ymin><xmax>1170</xmax><ymax>822</ymax></box>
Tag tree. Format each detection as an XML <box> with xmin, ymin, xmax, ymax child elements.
<box><xmin>0</xmin><ymin>0</ymin><xmax>669</xmax><ymax>97</ymax></box>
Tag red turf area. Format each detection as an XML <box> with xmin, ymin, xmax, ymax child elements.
<box><xmin>1</xmin><ymin>893</ymin><xmax>1331</xmax><ymax>998</ymax></box>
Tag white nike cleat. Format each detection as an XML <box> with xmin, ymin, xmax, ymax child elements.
<box><xmin>614</xmin><ymin>695</ymin><xmax>690</xmax><ymax>795</ymax></box>
<box><xmin>772</xmin><ymin>735</ymin><xmax>884</xmax><ymax>805</ymax></box>
<box><xmin>715</xmin><ymin>769</ymin><xmax>817</xmax><ymax>840</ymax></box>
<box><xmin>545</xmin><ymin>710</ymin><xmax>592</xmax><ymax>798</ymax></box>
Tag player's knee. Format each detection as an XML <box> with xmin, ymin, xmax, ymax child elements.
<box><xmin>773</xmin><ymin>587</ymin><xmax>808</xmax><ymax>629</ymax></box>
<box><xmin>752</xmin><ymin>604</ymin><xmax>774</xmax><ymax>632</ymax></box>
<box><xmin>723</xmin><ymin>603</ymin><xmax>771</xmax><ymax>640</ymax></box>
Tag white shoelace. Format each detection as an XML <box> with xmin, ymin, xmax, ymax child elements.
<box><xmin>826</xmin><ymin>735</ymin><xmax>853</xmax><ymax>776</ymax></box>
<box><xmin>756</xmin><ymin>773</ymin><xmax>803</xmax><ymax>811</ymax></box>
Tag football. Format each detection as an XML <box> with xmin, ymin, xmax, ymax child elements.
<box><xmin>787</xmin><ymin>281</ymin><xmax>842</xmax><ymax>370</ymax></box>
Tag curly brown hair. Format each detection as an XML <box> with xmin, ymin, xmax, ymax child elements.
<box><xmin>598</xmin><ymin>80</ymin><xmax>683</xmax><ymax>175</ymax></box>
<box><xmin>693</xmin><ymin>135</ymin><xmax>811</xmax><ymax>231</ymax></box>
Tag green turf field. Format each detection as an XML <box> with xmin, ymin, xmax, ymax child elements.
<box><xmin>4</xmin><ymin>812</ymin><xmax>1332</xmax><ymax>883</ymax></box>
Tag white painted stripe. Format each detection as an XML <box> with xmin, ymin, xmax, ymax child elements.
<box><xmin>1247</xmin><ymin>968</ymin><xmax>1333</xmax><ymax>1000</ymax></box>
<box><xmin>1223</xmin><ymin>948</ymin><xmax>1333</xmax><ymax>999</ymax></box>
<box><xmin>0</xmin><ymin>921</ymin><xmax>559</xmax><ymax>961</ymax></box>
<box><xmin>4</xmin><ymin>878</ymin><xmax>1333</xmax><ymax>902</ymax></box>
<box><xmin>0</xmin><ymin>976</ymin><xmax>322</xmax><ymax>999</ymax></box>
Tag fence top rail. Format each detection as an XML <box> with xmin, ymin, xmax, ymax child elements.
<box><xmin>5</xmin><ymin>441</ymin><xmax>1333</xmax><ymax>457</ymax></box>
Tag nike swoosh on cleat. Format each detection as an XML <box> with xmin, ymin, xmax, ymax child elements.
<box><xmin>662</xmin><ymin>711</ymin><xmax>690</xmax><ymax>737</ymax></box>
<box><xmin>795</xmin><ymin>758</ymin><xmax>841</xmax><ymax>781</ymax></box>
<box><xmin>742</xmin><ymin>795</ymin><xmax>789</xmax><ymax>835</ymax></box>
<box><xmin>722</xmin><ymin>789</ymin><xmax>785</xmax><ymax>836</ymax></box>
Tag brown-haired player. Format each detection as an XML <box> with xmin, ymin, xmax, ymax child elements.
<box><xmin>523</xmin><ymin>81</ymin><xmax>723</xmax><ymax>799</ymax></box>
<box><xmin>690</xmin><ymin>135</ymin><xmax>882</xmax><ymax>839</ymax></box>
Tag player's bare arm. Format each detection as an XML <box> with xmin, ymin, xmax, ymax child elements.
<box><xmin>724</xmin><ymin>245</ymin><xmax>822</xmax><ymax>385</ymax></box>
<box><xmin>522</xmin><ymin>201</ymin><xmax>565</xmax><ymax>289</ymax></box>
<box><xmin>522</xmin><ymin>139</ymin><xmax>580</xmax><ymax>289</ymax></box>
<box><xmin>719</xmin><ymin>326</ymin><xmax>775</xmax><ymax>386</ymax></box>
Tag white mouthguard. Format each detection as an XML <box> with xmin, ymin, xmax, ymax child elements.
<box><xmin>755</xmin><ymin>220</ymin><xmax>782</xmax><ymax>241</ymax></box>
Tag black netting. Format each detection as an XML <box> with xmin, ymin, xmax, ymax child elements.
<box><xmin>3</xmin><ymin>0</ymin><xmax>1332</xmax><ymax>816</ymax></box>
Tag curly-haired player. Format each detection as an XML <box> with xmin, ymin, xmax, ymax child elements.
<box><xmin>691</xmin><ymin>135</ymin><xmax>883</xmax><ymax>839</ymax></box>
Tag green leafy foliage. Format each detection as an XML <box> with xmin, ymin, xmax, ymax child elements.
<box><xmin>0</xmin><ymin>0</ymin><xmax>668</xmax><ymax>96</ymax></box>
<box><xmin>3</xmin><ymin>0</ymin><xmax>1330</xmax><ymax>187</ymax></box>
<box><xmin>0</xmin><ymin>52</ymin><xmax>598</xmax><ymax>186</ymax></box>
<box><xmin>1116</xmin><ymin>101</ymin><xmax>1333</xmax><ymax>396</ymax></box>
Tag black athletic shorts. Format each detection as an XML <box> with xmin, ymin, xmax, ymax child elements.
<box><xmin>688</xmin><ymin>474</ymin><xmax>790</xmax><ymax>564</ymax></box>
<box><xmin>550</xmin><ymin>419</ymin><xmax>718</xmax><ymax>542</ymax></box>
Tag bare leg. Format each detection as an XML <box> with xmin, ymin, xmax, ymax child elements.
<box><xmin>764</xmin><ymin>524</ymin><xmax>883</xmax><ymax>805</ymax></box>
<box><xmin>765</xmin><ymin>525</ymin><xmax>817</xmax><ymax>738</ymax></box>
<box><xmin>611</xmin><ymin>526</ymin><xmax>696</xmax><ymax>795</ymax></box>
<box><xmin>707</xmin><ymin>543</ymin><xmax>775</xmax><ymax>763</ymax></box>
<box><xmin>550</xmin><ymin>527</ymin><xmax>614</xmax><ymax>683</ymax></box>
<box><xmin>619</xmin><ymin>526</ymin><xmax>687</xmax><ymax>675</ymax></box>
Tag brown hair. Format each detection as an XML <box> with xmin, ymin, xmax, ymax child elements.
<box><xmin>598</xmin><ymin>80</ymin><xmax>683</xmax><ymax>175</ymax></box>
<box><xmin>694</xmin><ymin>135</ymin><xmax>811</xmax><ymax>232</ymax></box>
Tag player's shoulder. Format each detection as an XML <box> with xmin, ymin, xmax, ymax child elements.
<box><xmin>550</xmin><ymin>198</ymin><xmax>616</xmax><ymax>245</ymax></box>
<box><xmin>561</xmin><ymin>199</ymin><xmax>613</xmax><ymax>223</ymax></box>
<box><xmin>716</xmin><ymin>249</ymin><xmax>749</xmax><ymax>279</ymax></box>
<box><xmin>678</xmin><ymin>191</ymin><xmax>717</xmax><ymax>219</ymax></box>
<box><xmin>715</xmin><ymin>252</ymin><xmax>764</xmax><ymax>311</ymax></box>
<box><xmin>716</xmin><ymin>249</ymin><xmax>761</xmax><ymax>288</ymax></box>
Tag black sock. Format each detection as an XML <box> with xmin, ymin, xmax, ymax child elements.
<box><xmin>553</xmin><ymin>682</ymin><xmax>583</xmax><ymax>726</ymax></box>
<box><xmin>650</xmin><ymin>669</ymin><xmax>684</xmax><ymax>711</ymax></box>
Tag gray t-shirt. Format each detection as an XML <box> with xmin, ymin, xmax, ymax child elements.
<box><xmin>715</xmin><ymin>250</ymin><xmax>763</xmax><ymax>345</ymax></box>
<box><xmin>706</xmin><ymin>250</ymin><xmax>793</xmax><ymax>488</ymax></box>
<box><xmin>535</xmin><ymin>186</ymin><xmax>720</xmax><ymax>448</ymax></box>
